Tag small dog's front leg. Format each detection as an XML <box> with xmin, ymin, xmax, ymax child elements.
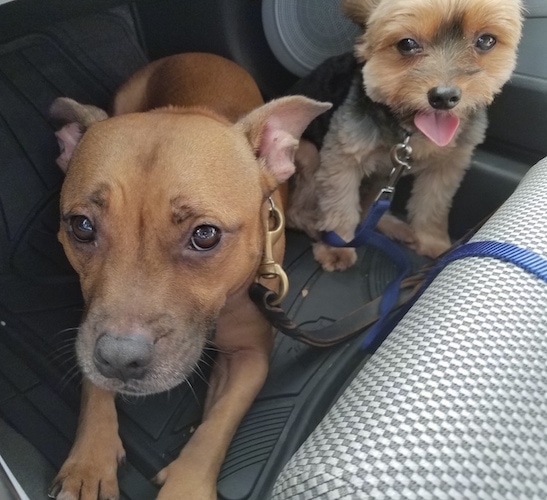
<box><xmin>154</xmin><ymin>301</ymin><xmax>273</xmax><ymax>499</ymax></box>
<box><xmin>407</xmin><ymin>153</ymin><xmax>471</xmax><ymax>258</ymax></box>
<box><xmin>286</xmin><ymin>139</ymin><xmax>322</xmax><ymax>239</ymax></box>
<box><xmin>377</xmin><ymin>213</ymin><xmax>416</xmax><ymax>246</ymax></box>
<box><xmin>49</xmin><ymin>380</ymin><xmax>125</xmax><ymax>500</ymax></box>
<box><xmin>312</xmin><ymin>145</ymin><xmax>363</xmax><ymax>272</ymax></box>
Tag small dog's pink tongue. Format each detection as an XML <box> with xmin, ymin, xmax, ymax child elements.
<box><xmin>414</xmin><ymin>111</ymin><xmax>460</xmax><ymax>147</ymax></box>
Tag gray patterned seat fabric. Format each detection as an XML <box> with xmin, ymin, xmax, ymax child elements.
<box><xmin>272</xmin><ymin>157</ymin><xmax>547</xmax><ymax>499</ymax></box>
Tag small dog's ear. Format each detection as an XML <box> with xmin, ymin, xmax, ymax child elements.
<box><xmin>342</xmin><ymin>0</ymin><xmax>380</xmax><ymax>26</ymax></box>
<box><xmin>236</xmin><ymin>96</ymin><xmax>331</xmax><ymax>189</ymax></box>
<box><xmin>50</xmin><ymin>97</ymin><xmax>108</xmax><ymax>173</ymax></box>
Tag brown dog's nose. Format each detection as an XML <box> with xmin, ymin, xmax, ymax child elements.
<box><xmin>94</xmin><ymin>333</ymin><xmax>153</xmax><ymax>381</ymax></box>
<box><xmin>428</xmin><ymin>86</ymin><xmax>461</xmax><ymax>110</ymax></box>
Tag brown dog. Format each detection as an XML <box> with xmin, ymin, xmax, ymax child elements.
<box><xmin>48</xmin><ymin>53</ymin><xmax>329</xmax><ymax>499</ymax></box>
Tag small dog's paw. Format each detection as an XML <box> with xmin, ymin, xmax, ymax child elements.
<box><xmin>313</xmin><ymin>242</ymin><xmax>357</xmax><ymax>271</ymax></box>
<box><xmin>412</xmin><ymin>232</ymin><xmax>451</xmax><ymax>258</ymax></box>
<box><xmin>377</xmin><ymin>214</ymin><xmax>415</xmax><ymax>246</ymax></box>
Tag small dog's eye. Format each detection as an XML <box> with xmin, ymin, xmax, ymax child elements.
<box><xmin>397</xmin><ymin>38</ymin><xmax>422</xmax><ymax>55</ymax></box>
<box><xmin>189</xmin><ymin>225</ymin><xmax>221</xmax><ymax>251</ymax></box>
<box><xmin>68</xmin><ymin>215</ymin><xmax>96</xmax><ymax>243</ymax></box>
<box><xmin>475</xmin><ymin>34</ymin><xmax>497</xmax><ymax>52</ymax></box>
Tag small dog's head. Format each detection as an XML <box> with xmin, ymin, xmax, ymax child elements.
<box><xmin>343</xmin><ymin>0</ymin><xmax>523</xmax><ymax>146</ymax></box>
<box><xmin>51</xmin><ymin>97</ymin><xmax>329</xmax><ymax>396</ymax></box>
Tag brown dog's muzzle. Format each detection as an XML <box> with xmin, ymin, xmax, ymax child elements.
<box><xmin>94</xmin><ymin>332</ymin><xmax>154</xmax><ymax>381</ymax></box>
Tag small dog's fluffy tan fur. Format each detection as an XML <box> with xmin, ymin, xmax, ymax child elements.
<box><xmin>290</xmin><ymin>0</ymin><xmax>523</xmax><ymax>271</ymax></box>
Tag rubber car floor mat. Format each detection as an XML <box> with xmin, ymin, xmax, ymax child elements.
<box><xmin>0</xmin><ymin>6</ymin><xmax>427</xmax><ymax>499</ymax></box>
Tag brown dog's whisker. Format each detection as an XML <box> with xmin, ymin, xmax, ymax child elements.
<box><xmin>57</xmin><ymin>363</ymin><xmax>83</xmax><ymax>393</ymax></box>
<box><xmin>191</xmin><ymin>364</ymin><xmax>212</xmax><ymax>388</ymax></box>
<box><xmin>183</xmin><ymin>375</ymin><xmax>203</xmax><ymax>407</ymax></box>
<box><xmin>48</xmin><ymin>345</ymin><xmax>77</xmax><ymax>366</ymax></box>
<box><xmin>52</xmin><ymin>326</ymin><xmax>80</xmax><ymax>339</ymax></box>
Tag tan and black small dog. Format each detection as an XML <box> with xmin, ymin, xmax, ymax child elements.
<box><xmin>287</xmin><ymin>0</ymin><xmax>523</xmax><ymax>271</ymax></box>
<box><xmin>48</xmin><ymin>53</ymin><xmax>329</xmax><ymax>499</ymax></box>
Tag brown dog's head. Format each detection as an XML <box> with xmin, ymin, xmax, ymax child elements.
<box><xmin>343</xmin><ymin>0</ymin><xmax>523</xmax><ymax>146</ymax></box>
<box><xmin>51</xmin><ymin>97</ymin><xmax>329</xmax><ymax>395</ymax></box>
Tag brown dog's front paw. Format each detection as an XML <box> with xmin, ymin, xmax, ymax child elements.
<box><xmin>49</xmin><ymin>445</ymin><xmax>125</xmax><ymax>500</ymax></box>
<box><xmin>154</xmin><ymin>462</ymin><xmax>216</xmax><ymax>500</ymax></box>
<box><xmin>313</xmin><ymin>242</ymin><xmax>357</xmax><ymax>271</ymax></box>
<box><xmin>49</xmin><ymin>467</ymin><xmax>119</xmax><ymax>500</ymax></box>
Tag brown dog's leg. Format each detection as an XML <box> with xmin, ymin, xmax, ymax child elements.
<box><xmin>49</xmin><ymin>380</ymin><xmax>124</xmax><ymax>500</ymax></box>
<box><xmin>154</xmin><ymin>296</ymin><xmax>273</xmax><ymax>499</ymax></box>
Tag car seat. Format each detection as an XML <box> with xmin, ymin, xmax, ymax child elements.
<box><xmin>271</xmin><ymin>156</ymin><xmax>547</xmax><ymax>498</ymax></box>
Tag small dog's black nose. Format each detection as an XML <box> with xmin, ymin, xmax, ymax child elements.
<box><xmin>428</xmin><ymin>86</ymin><xmax>462</xmax><ymax>110</ymax></box>
<box><xmin>94</xmin><ymin>333</ymin><xmax>153</xmax><ymax>381</ymax></box>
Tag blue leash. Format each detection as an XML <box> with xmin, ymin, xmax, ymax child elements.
<box><xmin>322</xmin><ymin>136</ymin><xmax>414</xmax><ymax>350</ymax></box>
<box><xmin>321</xmin><ymin>129</ymin><xmax>547</xmax><ymax>352</ymax></box>
<box><xmin>432</xmin><ymin>240</ymin><xmax>547</xmax><ymax>283</ymax></box>
<box><xmin>361</xmin><ymin>240</ymin><xmax>547</xmax><ymax>353</ymax></box>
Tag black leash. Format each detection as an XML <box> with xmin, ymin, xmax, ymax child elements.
<box><xmin>249</xmin><ymin>267</ymin><xmax>426</xmax><ymax>348</ymax></box>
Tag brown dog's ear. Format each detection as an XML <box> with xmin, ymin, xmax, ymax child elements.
<box><xmin>49</xmin><ymin>97</ymin><xmax>108</xmax><ymax>173</ymax></box>
<box><xmin>236</xmin><ymin>96</ymin><xmax>331</xmax><ymax>189</ymax></box>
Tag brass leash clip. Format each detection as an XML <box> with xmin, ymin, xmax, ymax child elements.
<box><xmin>257</xmin><ymin>197</ymin><xmax>289</xmax><ymax>305</ymax></box>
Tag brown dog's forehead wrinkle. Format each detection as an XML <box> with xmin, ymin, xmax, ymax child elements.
<box><xmin>68</xmin><ymin>112</ymin><xmax>264</xmax><ymax>222</ymax></box>
<box><xmin>88</xmin><ymin>183</ymin><xmax>109</xmax><ymax>208</ymax></box>
<box><xmin>118</xmin><ymin>113</ymin><xmax>261</xmax><ymax>199</ymax></box>
<box><xmin>170</xmin><ymin>199</ymin><xmax>196</xmax><ymax>226</ymax></box>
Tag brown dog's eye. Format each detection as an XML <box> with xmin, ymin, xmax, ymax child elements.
<box><xmin>189</xmin><ymin>225</ymin><xmax>221</xmax><ymax>251</ymax></box>
<box><xmin>68</xmin><ymin>215</ymin><xmax>96</xmax><ymax>243</ymax></box>
<box><xmin>475</xmin><ymin>34</ymin><xmax>497</xmax><ymax>52</ymax></box>
<box><xmin>397</xmin><ymin>38</ymin><xmax>422</xmax><ymax>55</ymax></box>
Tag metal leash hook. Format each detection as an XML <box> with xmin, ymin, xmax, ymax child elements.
<box><xmin>376</xmin><ymin>133</ymin><xmax>413</xmax><ymax>203</ymax></box>
<box><xmin>256</xmin><ymin>197</ymin><xmax>289</xmax><ymax>305</ymax></box>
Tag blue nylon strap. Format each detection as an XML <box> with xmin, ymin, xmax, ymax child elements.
<box><xmin>434</xmin><ymin>241</ymin><xmax>547</xmax><ymax>283</ymax></box>
<box><xmin>322</xmin><ymin>198</ymin><xmax>391</xmax><ymax>248</ymax></box>
<box><xmin>362</xmin><ymin>240</ymin><xmax>547</xmax><ymax>354</ymax></box>
<box><xmin>320</xmin><ymin>198</ymin><xmax>411</xmax><ymax>351</ymax></box>
<box><xmin>357</xmin><ymin>230</ymin><xmax>411</xmax><ymax>351</ymax></box>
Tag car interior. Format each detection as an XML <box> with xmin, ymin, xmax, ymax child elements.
<box><xmin>0</xmin><ymin>0</ymin><xmax>546</xmax><ymax>498</ymax></box>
